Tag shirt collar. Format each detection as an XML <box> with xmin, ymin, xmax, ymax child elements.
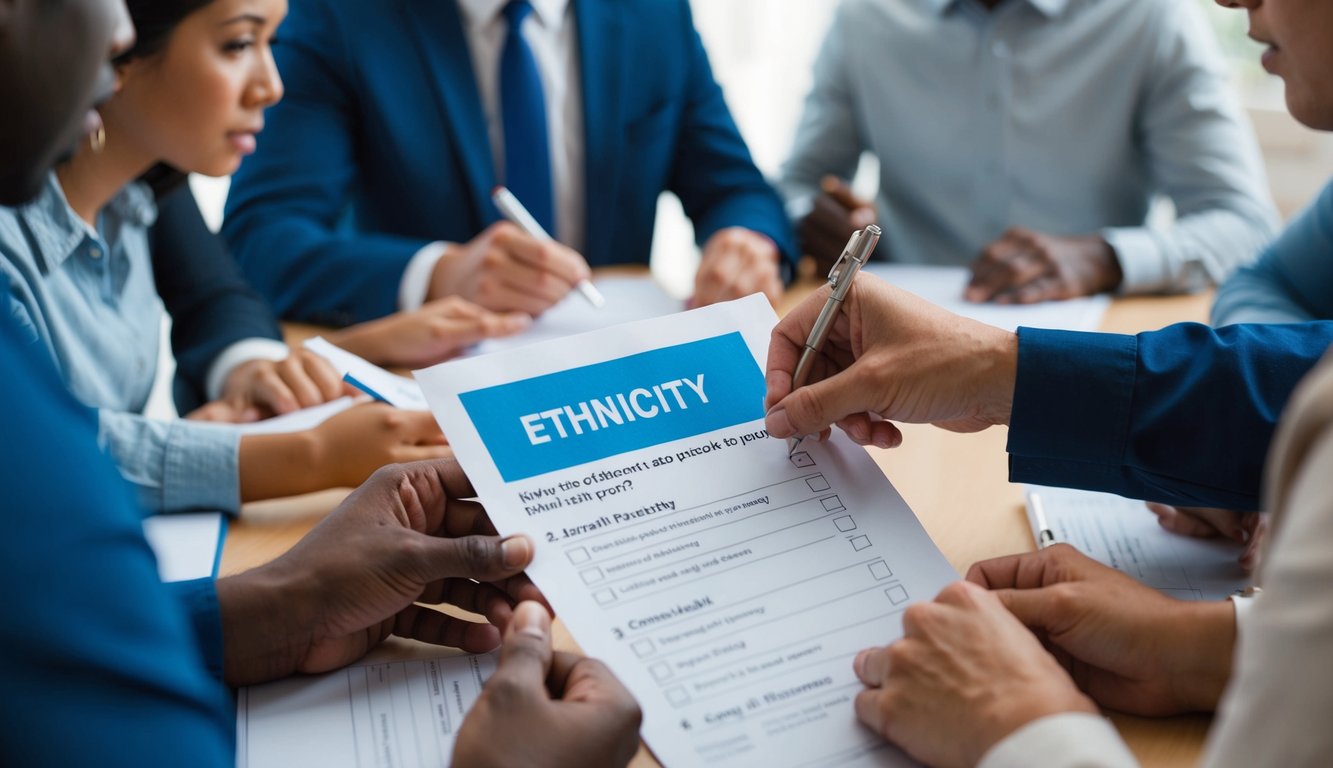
<box><xmin>457</xmin><ymin>0</ymin><xmax>571</xmax><ymax>30</ymax></box>
<box><xmin>16</xmin><ymin>173</ymin><xmax>156</xmax><ymax>272</ymax></box>
<box><xmin>921</xmin><ymin>0</ymin><xmax>1068</xmax><ymax>19</ymax></box>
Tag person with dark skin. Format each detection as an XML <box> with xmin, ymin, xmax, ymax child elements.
<box><xmin>0</xmin><ymin>1</ymin><xmax>641</xmax><ymax>764</ymax></box>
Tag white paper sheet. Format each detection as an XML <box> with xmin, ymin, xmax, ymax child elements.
<box><xmin>304</xmin><ymin>336</ymin><xmax>429</xmax><ymax>410</ymax></box>
<box><xmin>471</xmin><ymin>275</ymin><xmax>685</xmax><ymax>357</ymax></box>
<box><xmin>862</xmin><ymin>264</ymin><xmax>1110</xmax><ymax>332</ymax></box>
<box><xmin>236</xmin><ymin>651</ymin><xmax>495</xmax><ymax>768</ymax></box>
<box><xmin>142</xmin><ymin>511</ymin><xmax>224</xmax><ymax>582</ymax></box>
<box><xmin>1025</xmin><ymin>486</ymin><xmax>1251</xmax><ymax>600</ymax></box>
<box><xmin>416</xmin><ymin>294</ymin><xmax>956</xmax><ymax>767</ymax></box>
<box><xmin>229</xmin><ymin>395</ymin><xmax>360</xmax><ymax>436</ymax></box>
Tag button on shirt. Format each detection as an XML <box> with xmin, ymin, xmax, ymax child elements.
<box><xmin>0</xmin><ymin>175</ymin><xmax>240</xmax><ymax>514</ymax></box>
<box><xmin>779</xmin><ymin>0</ymin><xmax>1279</xmax><ymax>294</ymax></box>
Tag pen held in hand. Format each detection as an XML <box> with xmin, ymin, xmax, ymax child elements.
<box><xmin>491</xmin><ymin>185</ymin><xmax>605</xmax><ymax>309</ymax></box>
<box><xmin>787</xmin><ymin>225</ymin><xmax>882</xmax><ymax>456</ymax></box>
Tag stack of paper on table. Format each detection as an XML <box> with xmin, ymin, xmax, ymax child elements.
<box><xmin>862</xmin><ymin>264</ymin><xmax>1110</xmax><ymax>332</ymax></box>
<box><xmin>1024</xmin><ymin>485</ymin><xmax>1251</xmax><ymax>601</ymax></box>
<box><xmin>142</xmin><ymin>512</ymin><xmax>226</xmax><ymax>583</ymax></box>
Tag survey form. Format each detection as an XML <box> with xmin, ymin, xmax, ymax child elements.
<box><xmin>415</xmin><ymin>294</ymin><xmax>958</xmax><ymax>767</ymax></box>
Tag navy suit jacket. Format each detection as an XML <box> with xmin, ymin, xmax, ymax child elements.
<box><xmin>223</xmin><ymin>0</ymin><xmax>795</xmax><ymax>326</ymax></box>
<box><xmin>151</xmin><ymin>187</ymin><xmax>283</xmax><ymax>414</ymax></box>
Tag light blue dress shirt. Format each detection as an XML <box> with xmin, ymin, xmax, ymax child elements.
<box><xmin>1212</xmin><ymin>180</ymin><xmax>1333</xmax><ymax>325</ymax></box>
<box><xmin>0</xmin><ymin>174</ymin><xmax>240</xmax><ymax>513</ymax></box>
<box><xmin>779</xmin><ymin>0</ymin><xmax>1279</xmax><ymax>294</ymax></box>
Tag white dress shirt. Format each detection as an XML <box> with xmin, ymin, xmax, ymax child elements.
<box><xmin>400</xmin><ymin>0</ymin><xmax>586</xmax><ymax>311</ymax></box>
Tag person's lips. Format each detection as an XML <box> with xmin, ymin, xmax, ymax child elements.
<box><xmin>227</xmin><ymin>131</ymin><xmax>258</xmax><ymax>156</ymax></box>
<box><xmin>1260</xmin><ymin>45</ymin><xmax>1280</xmax><ymax>74</ymax></box>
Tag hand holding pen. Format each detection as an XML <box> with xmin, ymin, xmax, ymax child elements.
<box><xmin>493</xmin><ymin>186</ymin><xmax>605</xmax><ymax>309</ymax></box>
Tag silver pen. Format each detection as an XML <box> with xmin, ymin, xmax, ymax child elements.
<box><xmin>1029</xmin><ymin>491</ymin><xmax>1056</xmax><ymax>548</ymax></box>
<box><xmin>787</xmin><ymin>224</ymin><xmax>881</xmax><ymax>456</ymax></box>
<box><xmin>491</xmin><ymin>185</ymin><xmax>606</xmax><ymax>309</ymax></box>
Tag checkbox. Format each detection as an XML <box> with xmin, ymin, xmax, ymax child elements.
<box><xmin>594</xmin><ymin>589</ymin><xmax>617</xmax><ymax>605</ymax></box>
<box><xmin>834</xmin><ymin>516</ymin><xmax>857</xmax><ymax>532</ymax></box>
<box><xmin>869</xmin><ymin>560</ymin><xmax>893</xmax><ymax>581</ymax></box>
<box><xmin>650</xmin><ymin>662</ymin><xmax>673</xmax><ymax>681</ymax></box>
<box><xmin>806</xmin><ymin>474</ymin><xmax>831</xmax><ymax>492</ymax></box>
<box><xmin>632</xmin><ymin>639</ymin><xmax>656</xmax><ymax>658</ymax></box>
<box><xmin>789</xmin><ymin>451</ymin><xmax>815</xmax><ymax>468</ymax></box>
<box><xmin>665</xmin><ymin>687</ymin><xmax>691</xmax><ymax>706</ymax></box>
<box><xmin>849</xmin><ymin>535</ymin><xmax>871</xmax><ymax>551</ymax></box>
<box><xmin>581</xmin><ymin>567</ymin><xmax>605</xmax><ymax>585</ymax></box>
<box><xmin>821</xmin><ymin>495</ymin><xmax>845</xmax><ymax>512</ymax></box>
<box><xmin>567</xmin><ymin>547</ymin><xmax>591</xmax><ymax>565</ymax></box>
<box><xmin>885</xmin><ymin>585</ymin><xmax>909</xmax><ymax>605</ymax></box>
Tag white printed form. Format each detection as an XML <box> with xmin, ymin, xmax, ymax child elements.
<box><xmin>416</xmin><ymin>295</ymin><xmax>958</xmax><ymax>767</ymax></box>
<box><xmin>236</xmin><ymin>650</ymin><xmax>494</xmax><ymax>768</ymax></box>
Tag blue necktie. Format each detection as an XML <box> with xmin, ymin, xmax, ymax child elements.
<box><xmin>500</xmin><ymin>0</ymin><xmax>554</xmax><ymax>235</ymax></box>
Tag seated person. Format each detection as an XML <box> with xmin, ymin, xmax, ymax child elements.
<box><xmin>221</xmin><ymin>0</ymin><xmax>797</xmax><ymax>342</ymax></box>
<box><xmin>779</xmin><ymin>0</ymin><xmax>1279</xmax><ymax>304</ymax></box>
<box><xmin>0</xmin><ymin>0</ymin><xmax>452</xmax><ymax>514</ymax></box>
<box><xmin>1</xmin><ymin>3</ymin><xmax>639</xmax><ymax>765</ymax></box>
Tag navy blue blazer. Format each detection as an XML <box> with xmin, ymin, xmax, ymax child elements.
<box><xmin>223</xmin><ymin>0</ymin><xmax>796</xmax><ymax>326</ymax></box>
<box><xmin>151</xmin><ymin>187</ymin><xmax>283</xmax><ymax>414</ymax></box>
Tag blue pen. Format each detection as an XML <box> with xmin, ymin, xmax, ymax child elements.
<box><xmin>343</xmin><ymin>372</ymin><xmax>389</xmax><ymax>404</ymax></box>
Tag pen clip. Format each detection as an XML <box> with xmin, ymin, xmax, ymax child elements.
<box><xmin>827</xmin><ymin>230</ymin><xmax>862</xmax><ymax>288</ymax></box>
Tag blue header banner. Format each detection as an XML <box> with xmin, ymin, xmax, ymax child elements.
<box><xmin>459</xmin><ymin>332</ymin><xmax>764</xmax><ymax>481</ymax></box>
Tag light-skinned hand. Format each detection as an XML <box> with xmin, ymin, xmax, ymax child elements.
<box><xmin>797</xmin><ymin>175</ymin><xmax>877</xmax><ymax>273</ymax></box>
<box><xmin>187</xmin><ymin>348</ymin><xmax>349</xmax><ymax>423</ymax></box>
<box><xmin>967</xmin><ymin>544</ymin><xmax>1237</xmax><ymax>716</ymax></box>
<box><xmin>692</xmin><ymin>227</ymin><xmax>783</xmax><ymax>308</ymax></box>
<box><xmin>854</xmin><ymin>581</ymin><xmax>1096</xmax><ymax>768</ymax></box>
<box><xmin>453</xmin><ymin>602</ymin><xmax>642</xmax><ymax>768</ymax></box>
<box><xmin>217</xmin><ymin>459</ymin><xmax>548</xmax><ymax>686</ymax></box>
<box><xmin>329</xmin><ymin>296</ymin><xmax>532</xmax><ymax>369</ymax></box>
<box><xmin>764</xmin><ymin>274</ymin><xmax>1018</xmax><ymax>448</ymax></box>
<box><xmin>965</xmin><ymin>228</ymin><xmax>1123</xmax><ymax>304</ymax></box>
<box><xmin>428</xmin><ymin>222</ymin><xmax>591</xmax><ymax>315</ymax></box>
<box><xmin>1145</xmin><ymin>503</ymin><xmax>1267</xmax><ymax>572</ymax></box>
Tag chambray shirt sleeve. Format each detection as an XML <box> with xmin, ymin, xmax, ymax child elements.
<box><xmin>1</xmin><ymin>316</ymin><xmax>233</xmax><ymax>767</ymax></box>
<box><xmin>1103</xmin><ymin>1</ymin><xmax>1278</xmax><ymax>294</ymax></box>
<box><xmin>979</xmin><ymin>714</ymin><xmax>1138</xmax><ymax>768</ymax></box>
<box><xmin>96</xmin><ymin>409</ymin><xmax>242</xmax><ymax>515</ymax></box>
<box><xmin>1007</xmin><ymin>322</ymin><xmax>1333</xmax><ymax>511</ymax></box>
<box><xmin>1212</xmin><ymin>181</ymin><xmax>1333</xmax><ymax>326</ymax></box>
<box><xmin>776</xmin><ymin>4</ymin><xmax>866</xmax><ymax>222</ymax></box>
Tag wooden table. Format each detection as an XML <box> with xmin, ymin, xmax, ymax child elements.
<box><xmin>222</xmin><ymin>280</ymin><xmax>1213</xmax><ymax>767</ymax></box>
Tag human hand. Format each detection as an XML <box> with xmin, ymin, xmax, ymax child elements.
<box><xmin>692</xmin><ymin>227</ymin><xmax>783</xmax><ymax>307</ymax></box>
<box><xmin>1145</xmin><ymin>503</ymin><xmax>1267</xmax><ymax>572</ymax></box>
<box><xmin>797</xmin><ymin>176</ymin><xmax>877</xmax><ymax>274</ymax></box>
<box><xmin>968</xmin><ymin>544</ymin><xmax>1236</xmax><ymax>715</ymax></box>
<box><xmin>965</xmin><ymin>228</ymin><xmax>1123</xmax><ymax>304</ymax></box>
<box><xmin>453</xmin><ymin>602</ymin><xmax>642</xmax><ymax>768</ymax></box>
<box><xmin>428</xmin><ymin>222</ymin><xmax>591</xmax><ymax>315</ymax></box>
<box><xmin>307</xmin><ymin>403</ymin><xmax>450</xmax><ymax>488</ymax></box>
<box><xmin>764</xmin><ymin>274</ymin><xmax>1017</xmax><ymax>448</ymax></box>
<box><xmin>329</xmin><ymin>297</ymin><xmax>532</xmax><ymax>369</ymax></box>
<box><xmin>854</xmin><ymin>581</ymin><xmax>1095</xmax><ymax>768</ymax></box>
<box><xmin>187</xmin><ymin>349</ymin><xmax>348</xmax><ymax>422</ymax></box>
<box><xmin>217</xmin><ymin>459</ymin><xmax>548</xmax><ymax>686</ymax></box>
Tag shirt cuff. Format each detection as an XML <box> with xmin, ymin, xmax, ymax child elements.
<box><xmin>166</xmin><ymin>577</ymin><xmax>226</xmax><ymax>681</ymax></box>
<box><xmin>399</xmin><ymin>242</ymin><xmax>450</xmax><ymax>311</ymax></box>
<box><xmin>1229</xmin><ymin>590</ymin><xmax>1258</xmax><ymax>646</ymax></box>
<box><xmin>163</xmin><ymin>420</ymin><xmax>243</xmax><ymax>514</ymax></box>
<box><xmin>205</xmin><ymin>338</ymin><xmax>292</xmax><ymax>402</ymax></box>
<box><xmin>979</xmin><ymin>713</ymin><xmax>1138</xmax><ymax>768</ymax></box>
<box><xmin>1007</xmin><ymin>328</ymin><xmax>1137</xmax><ymax>484</ymax></box>
<box><xmin>1103</xmin><ymin>227</ymin><xmax>1167</xmax><ymax>295</ymax></box>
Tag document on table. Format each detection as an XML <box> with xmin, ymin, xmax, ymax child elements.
<box><xmin>471</xmin><ymin>275</ymin><xmax>684</xmax><ymax>357</ymax></box>
<box><xmin>862</xmin><ymin>264</ymin><xmax>1110</xmax><ymax>332</ymax></box>
<box><xmin>228</xmin><ymin>395</ymin><xmax>359</xmax><ymax>436</ymax></box>
<box><xmin>142</xmin><ymin>511</ymin><xmax>225</xmax><ymax>582</ymax></box>
<box><xmin>1025</xmin><ymin>486</ymin><xmax>1251</xmax><ymax>600</ymax></box>
<box><xmin>236</xmin><ymin>650</ymin><xmax>495</xmax><ymax>768</ymax></box>
<box><xmin>417</xmin><ymin>294</ymin><xmax>957</xmax><ymax>767</ymax></box>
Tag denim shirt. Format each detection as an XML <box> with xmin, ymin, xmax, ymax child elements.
<box><xmin>0</xmin><ymin>174</ymin><xmax>240</xmax><ymax>513</ymax></box>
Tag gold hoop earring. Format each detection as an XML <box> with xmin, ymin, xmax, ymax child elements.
<box><xmin>89</xmin><ymin>122</ymin><xmax>106</xmax><ymax>154</ymax></box>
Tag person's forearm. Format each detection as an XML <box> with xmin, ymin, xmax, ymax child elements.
<box><xmin>216</xmin><ymin>563</ymin><xmax>317</xmax><ymax>686</ymax></box>
<box><xmin>238</xmin><ymin>432</ymin><xmax>323</xmax><ymax>501</ymax></box>
<box><xmin>1171</xmin><ymin>599</ymin><xmax>1237</xmax><ymax>712</ymax></box>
